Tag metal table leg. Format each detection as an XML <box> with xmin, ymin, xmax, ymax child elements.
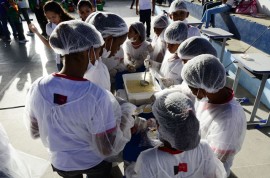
<box><xmin>232</xmin><ymin>66</ymin><xmax>241</xmax><ymax>92</ymax></box>
<box><xmin>219</xmin><ymin>37</ymin><xmax>227</xmax><ymax>63</ymax></box>
<box><xmin>249</xmin><ymin>74</ymin><xmax>269</xmax><ymax>122</ymax></box>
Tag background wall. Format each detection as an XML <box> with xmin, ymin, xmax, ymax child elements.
<box><xmin>257</xmin><ymin>0</ymin><xmax>270</xmax><ymax>16</ymax></box>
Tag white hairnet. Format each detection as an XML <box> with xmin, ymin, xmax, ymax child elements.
<box><xmin>49</xmin><ymin>20</ymin><xmax>104</xmax><ymax>55</ymax></box>
<box><xmin>152</xmin><ymin>91</ymin><xmax>200</xmax><ymax>151</ymax></box>
<box><xmin>178</xmin><ymin>37</ymin><xmax>217</xmax><ymax>60</ymax></box>
<box><xmin>169</xmin><ymin>0</ymin><xmax>188</xmax><ymax>14</ymax></box>
<box><xmin>164</xmin><ymin>21</ymin><xmax>188</xmax><ymax>44</ymax></box>
<box><xmin>85</xmin><ymin>12</ymin><xmax>128</xmax><ymax>38</ymax></box>
<box><xmin>181</xmin><ymin>54</ymin><xmax>226</xmax><ymax>93</ymax></box>
<box><xmin>153</xmin><ymin>15</ymin><xmax>169</xmax><ymax>29</ymax></box>
<box><xmin>130</xmin><ymin>22</ymin><xmax>146</xmax><ymax>41</ymax></box>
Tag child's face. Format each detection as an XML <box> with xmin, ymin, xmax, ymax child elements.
<box><xmin>171</xmin><ymin>10</ymin><xmax>189</xmax><ymax>21</ymax></box>
<box><xmin>154</xmin><ymin>27</ymin><xmax>164</xmax><ymax>37</ymax></box>
<box><xmin>103</xmin><ymin>34</ymin><xmax>127</xmax><ymax>57</ymax></box>
<box><xmin>128</xmin><ymin>26</ymin><xmax>139</xmax><ymax>41</ymax></box>
<box><xmin>78</xmin><ymin>6</ymin><xmax>93</xmax><ymax>21</ymax></box>
<box><xmin>167</xmin><ymin>43</ymin><xmax>180</xmax><ymax>54</ymax></box>
<box><xmin>45</xmin><ymin>11</ymin><xmax>61</xmax><ymax>25</ymax></box>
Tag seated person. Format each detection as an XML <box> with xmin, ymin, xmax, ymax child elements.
<box><xmin>151</xmin><ymin>14</ymin><xmax>169</xmax><ymax>64</ymax></box>
<box><xmin>146</xmin><ymin>21</ymin><xmax>188</xmax><ymax>88</ymax></box>
<box><xmin>114</xmin><ymin>22</ymin><xmax>153</xmax><ymax>90</ymax></box>
<box><xmin>202</xmin><ymin>0</ymin><xmax>222</xmax><ymax>28</ymax></box>
<box><xmin>77</xmin><ymin>0</ymin><xmax>95</xmax><ymax>21</ymax></box>
<box><xmin>181</xmin><ymin>54</ymin><xmax>247</xmax><ymax>176</ymax></box>
<box><xmin>201</xmin><ymin>0</ymin><xmax>234</xmax><ymax>28</ymax></box>
<box><xmin>168</xmin><ymin>0</ymin><xmax>200</xmax><ymax>37</ymax></box>
<box><xmin>124</xmin><ymin>22</ymin><xmax>153</xmax><ymax>73</ymax></box>
<box><xmin>131</xmin><ymin>91</ymin><xmax>227</xmax><ymax>178</ymax></box>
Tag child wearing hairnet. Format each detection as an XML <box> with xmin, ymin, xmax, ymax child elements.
<box><xmin>124</xmin><ymin>22</ymin><xmax>153</xmax><ymax>73</ymax></box>
<box><xmin>25</xmin><ymin>20</ymin><xmax>136</xmax><ymax>178</ymax></box>
<box><xmin>165</xmin><ymin>36</ymin><xmax>218</xmax><ymax>103</ymax></box>
<box><xmin>151</xmin><ymin>15</ymin><xmax>169</xmax><ymax>64</ymax></box>
<box><xmin>181</xmin><ymin>54</ymin><xmax>247</xmax><ymax>177</ymax></box>
<box><xmin>85</xmin><ymin>12</ymin><xmax>129</xmax><ymax>91</ymax></box>
<box><xmin>130</xmin><ymin>91</ymin><xmax>226</xmax><ymax>178</ymax></box>
<box><xmin>146</xmin><ymin>21</ymin><xmax>188</xmax><ymax>89</ymax></box>
<box><xmin>168</xmin><ymin>0</ymin><xmax>200</xmax><ymax>37</ymax></box>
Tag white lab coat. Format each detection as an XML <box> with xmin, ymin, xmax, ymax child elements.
<box><xmin>159</xmin><ymin>50</ymin><xmax>183</xmax><ymax>85</ymax></box>
<box><xmin>151</xmin><ymin>30</ymin><xmax>167</xmax><ymax>63</ymax></box>
<box><xmin>102</xmin><ymin>47</ymin><xmax>126</xmax><ymax>82</ymax></box>
<box><xmin>0</xmin><ymin>124</ymin><xmax>49</xmax><ymax>178</ymax></box>
<box><xmin>25</xmin><ymin>74</ymin><xmax>135</xmax><ymax>171</ymax></box>
<box><xmin>133</xmin><ymin>141</ymin><xmax>226</xmax><ymax>178</ymax></box>
<box><xmin>195</xmin><ymin>93</ymin><xmax>246</xmax><ymax>176</ymax></box>
<box><xmin>124</xmin><ymin>40</ymin><xmax>153</xmax><ymax>69</ymax></box>
<box><xmin>84</xmin><ymin>59</ymin><xmax>111</xmax><ymax>91</ymax></box>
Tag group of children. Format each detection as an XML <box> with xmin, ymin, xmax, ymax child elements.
<box><xmin>0</xmin><ymin>0</ymin><xmax>247</xmax><ymax>177</ymax></box>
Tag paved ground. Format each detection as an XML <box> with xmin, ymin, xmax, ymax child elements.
<box><xmin>0</xmin><ymin>0</ymin><xmax>270</xmax><ymax>178</ymax></box>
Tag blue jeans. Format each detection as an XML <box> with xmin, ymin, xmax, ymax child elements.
<box><xmin>201</xmin><ymin>4</ymin><xmax>231</xmax><ymax>28</ymax></box>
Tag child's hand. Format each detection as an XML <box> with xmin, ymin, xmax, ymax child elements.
<box><xmin>161</xmin><ymin>78</ymin><xmax>174</xmax><ymax>88</ymax></box>
<box><xmin>28</xmin><ymin>23</ymin><xmax>39</xmax><ymax>34</ymax></box>
<box><xmin>127</xmin><ymin>64</ymin><xmax>136</xmax><ymax>72</ymax></box>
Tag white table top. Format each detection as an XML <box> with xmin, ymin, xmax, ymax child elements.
<box><xmin>186</xmin><ymin>16</ymin><xmax>203</xmax><ymax>26</ymax></box>
<box><xmin>201</xmin><ymin>27</ymin><xmax>234</xmax><ymax>39</ymax></box>
<box><xmin>233</xmin><ymin>53</ymin><xmax>270</xmax><ymax>73</ymax></box>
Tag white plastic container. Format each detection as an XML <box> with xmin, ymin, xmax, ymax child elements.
<box><xmin>123</xmin><ymin>72</ymin><xmax>161</xmax><ymax>105</ymax></box>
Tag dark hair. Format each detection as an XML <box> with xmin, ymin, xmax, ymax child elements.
<box><xmin>130</xmin><ymin>25</ymin><xmax>144</xmax><ymax>42</ymax></box>
<box><xmin>77</xmin><ymin>0</ymin><xmax>93</xmax><ymax>10</ymax></box>
<box><xmin>43</xmin><ymin>1</ymin><xmax>74</xmax><ymax>22</ymax></box>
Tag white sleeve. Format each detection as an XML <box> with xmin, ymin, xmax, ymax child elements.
<box><xmin>166</xmin><ymin>61</ymin><xmax>183</xmax><ymax>85</ymax></box>
<box><xmin>124</xmin><ymin>42</ymin><xmax>133</xmax><ymax>66</ymax></box>
<box><xmin>201</xmin><ymin>141</ymin><xmax>227</xmax><ymax>178</ymax></box>
<box><xmin>24</xmin><ymin>79</ymin><xmax>42</xmax><ymax>139</ymax></box>
<box><xmin>92</xmin><ymin>92</ymin><xmax>135</xmax><ymax>158</ymax></box>
<box><xmin>206</xmin><ymin>107</ymin><xmax>246</xmax><ymax>162</ymax></box>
